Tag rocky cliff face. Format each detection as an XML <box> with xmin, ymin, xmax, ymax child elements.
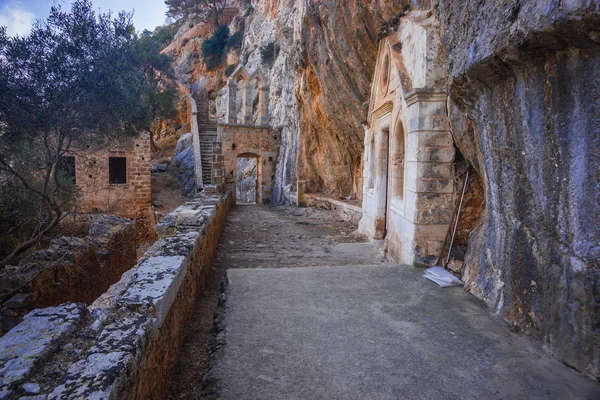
<box><xmin>434</xmin><ymin>0</ymin><xmax>600</xmax><ymax>378</ymax></box>
<box><xmin>171</xmin><ymin>1</ymin><xmax>411</xmax><ymax>201</ymax></box>
<box><xmin>293</xmin><ymin>1</ymin><xmax>410</xmax><ymax>199</ymax></box>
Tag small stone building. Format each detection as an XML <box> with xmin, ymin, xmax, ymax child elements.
<box><xmin>359</xmin><ymin>12</ymin><xmax>455</xmax><ymax>267</ymax></box>
<box><xmin>62</xmin><ymin>132</ymin><xmax>152</xmax><ymax>220</ymax></box>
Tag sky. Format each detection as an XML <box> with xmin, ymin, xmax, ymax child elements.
<box><xmin>0</xmin><ymin>0</ymin><xmax>168</xmax><ymax>36</ymax></box>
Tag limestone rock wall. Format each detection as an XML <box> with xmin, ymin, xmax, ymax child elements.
<box><xmin>293</xmin><ymin>1</ymin><xmax>412</xmax><ymax>200</ymax></box>
<box><xmin>434</xmin><ymin>0</ymin><xmax>600</xmax><ymax>378</ymax></box>
<box><xmin>236</xmin><ymin>157</ymin><xmax>257</xmax><ymax>203</ymax></box>
<box><xmin>212</xmin><ymin>1</ymin><xmax>412</xmax><ymax>202</ymax></box>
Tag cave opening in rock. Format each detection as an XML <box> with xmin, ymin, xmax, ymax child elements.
<box><xmin>445</xmin><ymin>149</ymin><xmax>486</xmax><ymax>275</ymax></box>
<box><xmin>236</xmin><ymin>155</ymin><xmax>258</xmax><ymax>204</ymax></box>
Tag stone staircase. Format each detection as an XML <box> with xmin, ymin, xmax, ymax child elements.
<box><xmin>193</xmin><ymin>87</ymin><xmax>218</xmax><ymax>185</ymax></box>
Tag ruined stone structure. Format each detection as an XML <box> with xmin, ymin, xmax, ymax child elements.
<box><xmin>0</xmin><ymin>216</ymin><xmax>136</xmax><ymax>334</ymax></box>
<box><xmin>69</xmin><ymin>132</ymin><xmax>152</xmax><ymax>220</ymax></box>
<box><xmin>1</xmin><ymin>3</ymin><xmax>597</xmax><ymax>398</ymax></box>
<box><xmin>62</xmin><ymin>132</ymin><xmax>154</xmax><ymax>240</ymax></box>
<box><xmin>216</xmin><ymin>66</ymin><xmax>279</xmax><ymax>203</ymax></box>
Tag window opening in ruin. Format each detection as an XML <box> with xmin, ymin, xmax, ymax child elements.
<box><xmin>236</xmin><ymin>156</ymin><xmax>258</xmax><ymax>204</ymax></box>
<box><xmin>58</xmin><ymin>156</ymin><xmax>76</xmax><ymax>185</ymax></box>
<box><xmin>392</xmin><ymin>121</ymin><xmax>405</xmax><ymax>200</ymax></box>
<box><xmin>368</xmin><ymin>135</ymin><xmax>375</xmax><ymax>189</ymax></box>
<box><xmin>109</xmin><ymin>157</ymin><xmax>127</xmax><ymax>184</ymax></box>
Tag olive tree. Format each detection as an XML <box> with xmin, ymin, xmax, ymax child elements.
<box><xmin>0</xmin><ymin>0</ymin><xmax>175</xmax><ymax>266</ymax></box>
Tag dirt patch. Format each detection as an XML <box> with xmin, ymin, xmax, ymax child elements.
<box><xmin>152</xmin><ymin>168</ymin><xmax>189</xmax><ymax>217</ymax></box>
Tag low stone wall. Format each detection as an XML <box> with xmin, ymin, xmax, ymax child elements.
<box><xmin>305</xmin><ymin>194</ymin><xmax>363</xmax><ymax>224</ymax></box>
<box><xmin>0</xmin><ymin>192</ymin><xmax>232</xmax><ymax>399</ymax></box>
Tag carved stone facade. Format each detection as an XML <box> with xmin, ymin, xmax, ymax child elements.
<box><xmin>360</xmin><ymin>12</ymin><xmax>455</xmax><ymax>267</ymax></box>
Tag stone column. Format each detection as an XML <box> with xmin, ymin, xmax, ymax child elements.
<box><xmin>242</xmin><ymin>81</ymin><xmax>253</xmax><ymax>125</ymax></box>
<box><xmin>226</xmin><ymin>78</ymin><xmax>237</xmax><ymax>124</ymax></box>
<box><xmin>259</xmin><ymin>85</ymin><xmax>270</xmax><ymax>126</ymax></box>
<box><xmin>402</xmin><ymin>89</ymin><xmax>455</xmax><ymax>267</ymax></box>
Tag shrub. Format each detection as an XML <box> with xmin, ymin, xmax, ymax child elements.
<box><xmin>202</xmin><ymin>24</ymin><xmax>230</xmax><ymax>70</ymax></box>
<box><xmin>227</xmin><ymin>30</ymin><xmax>244</xmax><ymax>50</ymax></box>
<box><xmin>260</xmin><ymin>41</ymin><xmax>278</xmax><ymax>65</ymax></box>
<box><xmin>225</xmin><ymin>64</ymin><xmax>237</xmax><ymax>77</ymax></box>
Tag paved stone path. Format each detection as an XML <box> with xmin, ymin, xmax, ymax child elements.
<box><xmin>172</xmin><ymin>204</ymin><xmax>600</xmax><ymax>400</ymax></box>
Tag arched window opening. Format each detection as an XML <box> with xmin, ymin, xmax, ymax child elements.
<box><xmin>392</xmin><ymin>121</ymin><xmax>405</xmax><ymax>200</ymax></box>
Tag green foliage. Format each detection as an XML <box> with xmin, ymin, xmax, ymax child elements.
<box><xmin>227</xmin><ymin>30</ymin><xmax>243</xmax><ymax>50</ymax></box>
<box><xmin>133</xmin><ymin>29</ymin><xmax>178</xmax><ymax>125</ymax></box>
<box><xmin>165</xmin><ymin>0</ymin><xmax>228</xmax><ymax>23</ymax></box>
<box><xmin>165</xmin><ymin>0</ymin><xmax>197</xmax><ymax>19</ymax></box>
<box><xmin>0</xmin><ymin>0</ymin><xmax>176</xmax><ymax>265</ymax></box>
<box><xmin>224</xmin><ymin>64</ymin><xmax>236</xmax><ymax>77</ymax></box>
<box><xmin>202</xmin><ymin>24</ymin><xmax>229</xmax><ymax>70</ymax></box>
<box><xmin>260</xmin><ymin>41</ymin><xmax>278</xmax><ymax>65</ymax></box>
<box><xmin>148</xmin><ymin>24</ymin><xmax>177</xmax><ymax>49</ymax></box>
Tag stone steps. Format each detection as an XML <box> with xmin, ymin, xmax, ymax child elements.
<box><xmin>192</xmin><ymin>87</ymin><xmax>219</xmax><ymax>186</ymax></box>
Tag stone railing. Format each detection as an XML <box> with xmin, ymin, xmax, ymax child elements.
<box><xmin>0</xmin><ymin>191</ymin><xmax>233</xmax><ymax>399</ymax></box>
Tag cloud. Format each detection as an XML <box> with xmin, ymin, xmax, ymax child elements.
<box><xmin>0</xmin><ymin>1</ymin><xmax>35</xmax><ymax>37</ymax></box>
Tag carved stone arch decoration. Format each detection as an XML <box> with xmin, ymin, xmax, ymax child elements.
<box><xmin>230</xmin><ymin>65</ymin><xmax>249</xmax><ymax>83</ymax></box>
<box><xmin>249</xmin><ymin>68</ymin><xmax>266</xmax><ymax>88</ymax></box>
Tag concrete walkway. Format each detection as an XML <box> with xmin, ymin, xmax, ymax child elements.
<box><xmin>176</xmin><ymin>205</ymin><xmax>600</xmax><ymax>399</ymax></box>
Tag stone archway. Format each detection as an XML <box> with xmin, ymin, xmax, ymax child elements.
<box><xmin>236</xmin><ymin>153</ymin><xmax>261</xmax><ymax>204</ymax></box>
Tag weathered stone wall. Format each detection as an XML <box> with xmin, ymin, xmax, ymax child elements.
<box><xmin>72</xmin><ymin>133</ymin><xmax>152</xmax><ymax>219</ymax></box>
<box><xmin>359</xmin><ymin>11</ymin><xmax>457</xmax><ymax>268</ymax></box>
<box><xmin>219</xmin><ymin>124</ymin><xmax>279</xmax><ymax>203</ymax></box>
<box><xmin>433</xmin><ymin>0</ymin><xmax>600</xmax><ymax>379</ymax></box>
<box><xmin>0</xmin><ymin>192</ymin><xmax>232</xmax><ymax>399</ymax></box>
<box><xmin>0</xmin><ymin>216</ymin><xmax>136</xmax><ymax>335</ymax></box>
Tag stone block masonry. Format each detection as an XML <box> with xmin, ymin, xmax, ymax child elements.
<box><xmin>0</xmin><ymin>191</ymin><xmax>233</xmax><ymax>399</ymax></box>
<box><xmin>218</xmin><ymin>124</ymin><xmax>279</xmax><ymax>204</ymax></box>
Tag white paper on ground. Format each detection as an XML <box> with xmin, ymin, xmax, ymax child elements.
<box><xmin>423</xmin><ymin>266</ymin><xmax>464</xmax><ymax>287</ymax></box>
